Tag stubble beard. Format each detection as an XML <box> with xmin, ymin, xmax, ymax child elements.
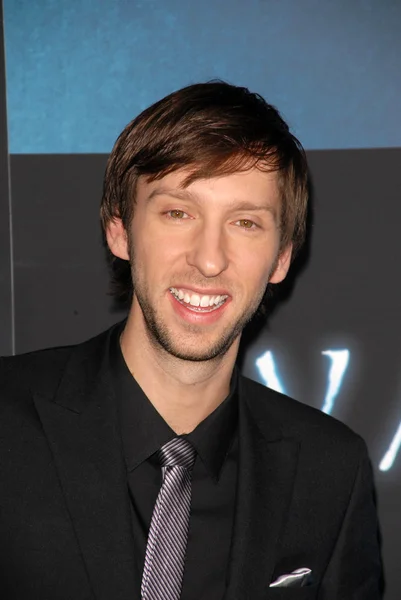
<box><xmin>131</xmin><ymin>261</ymin><xmax>267</xmax><ymax>363</ymax></box>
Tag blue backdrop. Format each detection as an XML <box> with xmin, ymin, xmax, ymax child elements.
<box><xmin>4</xmin><ymin>0</ymin><xmax>401</xmax><ymax>153</ymax></box>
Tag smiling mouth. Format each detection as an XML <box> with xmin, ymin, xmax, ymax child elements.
<box><xmin>169</xmin><ymin>287</ymin><xmax>229</xmax><ymax>312</ymax></box>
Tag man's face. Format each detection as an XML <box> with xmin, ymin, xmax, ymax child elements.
<box><xmin>109</xmin><ymin>167</ymin><xmax>292</xmax><ymax>361</ymax></box>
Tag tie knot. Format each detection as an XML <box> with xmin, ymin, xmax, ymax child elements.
<box><xmin>158</xmin><ymin>437</ymin><xmax>196</xmax><ymax>469</ymax></box>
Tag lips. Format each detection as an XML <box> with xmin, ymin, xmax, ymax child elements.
<box><xmin>169</xmin><ymin>287</ymin><xmax>228</xmax><ymax>312</ymax></box>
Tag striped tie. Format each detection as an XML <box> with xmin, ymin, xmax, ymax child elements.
<box><xmin>141</xmin><ymin>437</ymin><xmax>196</xmax><ymax>600</ymax></box>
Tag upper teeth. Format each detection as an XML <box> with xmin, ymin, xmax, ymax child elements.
<box><xmin>170</xmin><ymin>288</ymin><xmax>228</xmax><ymax>307</ymax></box>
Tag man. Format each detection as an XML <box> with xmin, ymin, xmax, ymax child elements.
<box><xmin>0</xmin><ymin>82</ymin><xmax>381</xmax><ymax>599</ymax></box>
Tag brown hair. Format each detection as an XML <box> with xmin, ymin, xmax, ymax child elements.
<box><xmin>100</xmin><ymin>81</ymin><xmax>309</xmax><ymax>303</ymax></box>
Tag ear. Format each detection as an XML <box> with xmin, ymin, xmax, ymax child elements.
<box><xmin>269</xmin><ymin>244</ymin><xmax>293</xmax><ymax>284</ymax></box>
<box><xmin>105</xmin><ymin>217</ymin><xmax>130</xmax><ymax>261</ymax></box>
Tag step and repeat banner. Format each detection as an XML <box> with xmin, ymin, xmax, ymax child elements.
<box><xmin>1</xmin><ymin>0</ymin><xmax>401</xmax><ymax>597</ymax></box>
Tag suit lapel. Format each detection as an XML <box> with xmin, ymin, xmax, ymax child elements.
<box><xmin>224</xmin><ymin>377</ymin><xmax>300</xmax><ymax>600</ymax></box>
<box><xmin>33</xmin><ymin>327</ymin><xmax>139</xmax><ymax>600</ymax></box>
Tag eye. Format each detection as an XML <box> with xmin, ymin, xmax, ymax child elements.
<box><xmin>236</xmin><ymin>219</ymin><xmax>256</xmax><ymax>229</ymax></box>
<box><xmin>167</xmin><ymin>210</ymin><xmax>188</xmax><ymax>219</ymax></box>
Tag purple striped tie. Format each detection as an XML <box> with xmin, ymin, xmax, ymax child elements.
<box><xmin>141</xmin><ymin>438</ymin><xmax>196</xmax><ymax>600</ymax></box>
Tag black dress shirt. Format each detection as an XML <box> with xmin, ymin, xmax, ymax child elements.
<box><xmin>109</xmin><ymin>325</ymin><xmax>238</xmax><ymax>600</ymax></box>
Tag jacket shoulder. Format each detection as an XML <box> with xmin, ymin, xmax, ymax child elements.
<box><xmin>239</xmin><ymin>374</ymin><xmax>366</xmax><ymax>452</ymax></box>
<box><xmin>0</xmin><ymin>325</ymin><xmax>116</xmax><ymax>400</ymax></box>
<box><xmin>0</xmin><ymin>346</ymin><xmax>71</xmax><ymax>394</ymax></box>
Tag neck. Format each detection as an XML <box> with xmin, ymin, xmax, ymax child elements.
<box><xmin>120</xmin><ymin>309</ymin><xmax>239</xmax><ymax>434</ymax></box>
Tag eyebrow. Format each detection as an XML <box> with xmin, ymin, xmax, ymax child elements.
<box><xmin>147</xmin><ymin>187</ymin><xmax>197</xmax><ymax>203</ymax></box>
<box><xmin>229</xmin><ymin>201</ymin><xmax>277</xmax><ymax>214</ymax></box>
<box><xmin>147</xmin><ymin>187</ymin><xmax>278</xmax><ymax>219</ymax></box>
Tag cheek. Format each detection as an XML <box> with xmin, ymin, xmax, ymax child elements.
<box><xmin>233</xmin><ymin>245</ymin><xmax>276</xmax><ymax>291</ymax></box>
<box><xmin>132</xmin><ymin>223</ymin><xmax>187</xmax><ymax>273</ymax></box>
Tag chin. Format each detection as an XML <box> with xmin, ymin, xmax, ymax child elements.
<box><xmin>163</xmin><ymin>347</ymin><xmax>229</xmax><ymax>363</ymax></box>
<box><xmin>155</xmin><ymin>330</ymin><xmax>240</xmax><ymax>363</ymax></box>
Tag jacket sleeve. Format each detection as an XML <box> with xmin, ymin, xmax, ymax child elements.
<box><xmin>319</xmin><ymin>439</ymin><xmax>383</xmax><ymax>599</ymax></box>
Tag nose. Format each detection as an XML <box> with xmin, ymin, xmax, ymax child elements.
<box><xmin>186</xmin><ymin>221</ymin><xmax>229</xmax><ymax>278</ymax></box>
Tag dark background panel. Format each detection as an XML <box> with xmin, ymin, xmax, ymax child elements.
<box><xmin>0</xmin><ymin>1</ymin><xmax>13</xmax><ymax>356</ymax></box>
<box><xmin>244</xmin><ymin>148</ymin><xmax>401</xmax><ymax>452</ymax></box>
<box><xmin>10</xmin><ymin>154</ymin><xmax>118</xmax><ymax>352</ymax></box>
<box><xmin>10</xmin><ymin>148</ymin><xmax>401</xmax><ymax>597</ymax></box>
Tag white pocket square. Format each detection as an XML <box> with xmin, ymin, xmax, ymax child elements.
<box><xmin>269</xmin><ymin>567</ymin><xmax>312</xmax><ymax>588</ymax></box>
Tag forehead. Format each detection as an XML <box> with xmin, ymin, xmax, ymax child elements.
<box><xmin>138</xmin><ymin>167</ymin><xmax>280</xmax><ymax>207</ymax></box>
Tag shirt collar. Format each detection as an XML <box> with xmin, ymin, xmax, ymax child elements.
<box><xmin>186</xmin><ymin>370</ymin><xmax>238</xmax><ymax>481</ymax></box>
<box><xmin>109</xmin><ymin>322</ymin><xmax>238</xmax><ymax>482</ymax></box>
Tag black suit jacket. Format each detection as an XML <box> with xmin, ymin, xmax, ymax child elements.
<box><xmin>0</xmin><ymin>325</ymin><xmax>382</xmax><ymax>599</ymax></box>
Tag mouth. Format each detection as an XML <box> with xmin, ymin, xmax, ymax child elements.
<box><xmin>169</xmin><ymin>287</ymin><xmax>229</xmax><ymax>312</ymax></box>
